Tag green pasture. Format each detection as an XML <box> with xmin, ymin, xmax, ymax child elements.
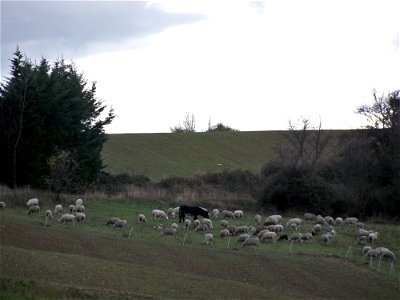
<box><xmin>1</xmin><ymin>198</ymin><xmax>399</xmax><ymax>299</ymax></box>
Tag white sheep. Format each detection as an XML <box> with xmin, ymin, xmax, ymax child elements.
<box><xmin>75</xmin><ymin>212</ymin><xmax>86</xmax><ymax>223</ymax></box>
<box><xmin>138</xmin><ymin>213</ymin><xmax>147</xmax><ymax>223</ymax></box>
<box><xmin>45</xmin><ymin>210</ymin><xmax>53</xmax><ymax>219</ymax></box>
<box><xmin>236</xmin><ymin>225</ymin><xmax>249</xmax><ymax>235</ymax></box>
<box><xmin>167</xmin><ymin>207</ymin><xmax>177</xmax><ymax>218</ymax></box>
<box><xmin>285</xmin><ymin>218</ymin><xmax>302</xmax><ymax>228</ymax></box>
<box><xmin>254</xmin><ymin>214</ymin><xmax>262</xmax><ymax>225</ymax></box>
<box><xmin>274</xmin><ymin>225</ymin><xmax>284</xmax><ymax>233</ymax></box>
<box><xmin>113</xmin><ymin>219</ymin><xmax>127</xmax><ymax>228</ymax></box>
<box><xmin>315</xmin><ymin>215</ymin><xmax>326</xmax><ymax>225</ymax></box>
<box><xmin>26</xmin><ymin>198</ymin><xmax>39</xmax><ymax>207</ymax></box>
<box><xmin>0</xmin><ymin>201</ymin><xmax>6</xmax><ymax>210</ymax></box>
<box><xmin>312</xmin><ymin>224</ymin><xmax>322</xmax><ymax>235</ymax></box>
<box><xmin>220</xmin><ymin>219</ymin><xmax>228</xmax><ymax>228</ymax></box>
<box><xmin>76</xmin><ymin>205</ymin><xmax>85</xmax><ymax>213</ymax></box>
<box><xmin>221</xmin><ymin>210</ymin><xmax>235</xmax><ymax>219</ymax></box>
<box><xmin>368</xmin><ymin>232</ymin><xmax>378</xmax><ymax>244</ymax></box>
<box><xmin>204</xmin><ymin>233</ymin><xmax>214</xmax><ymax>246</ymax></box>
<box><xmin>161</xmin><ymin>227</ymin><xmax>177</xmax><ymax>237</ymax></box>
<box><xmin>324</xmin><ymin>216</ymin><xmax>334</xmax><ymax>225</ymax></box>
<box><xmin>233</xmin><ymin>210</ymin><xmax>243</xmax><ymax>218</ymax></box>
<box><xmin>260</xmin><ymin>231</ymin><xmax>277</xmax><ymax>243</ymax></box>
<box><xmin>237</xmin><ymin>233</ymin><xmax>250</xmax><ymax>243</ymax></box>
<box><xmin>193</xmin><ymin>219</ymin><xmax>200</xmax><ymax>228</ymax></box>
<box><xmin>227</xmin><ymin>225</ymin><xmax>237</xmax><ymax>236</ymax></box>
<box><xmin>58</xmin><ymin>214</ymin><xmax>76</xmax><ymax>224</ymax></box>
<box><xmin>290</xmin><ymin>232</ymin><xmax>303</xmax><ymax>242</ymax></box>
<box><xmin>211</xmin><ymin>208</ymin><xmax>219</xmax><ymax>218</ymax></box>
<box><xmin>152</xmin><ymin>209</ymin><xmax>169</xmax><ymax>221</ymax></box>
<box><xmin>241</xmin><ymin>237</ymin><xmax>259</xmax><ymax>248</ymax></box>
<box><xmin>364</xmin><ymin>249</ymin><xmax>380</xmax><ymax>260</ymax></box>
<box><xmin>334</xmin><ymin>217</ymin><xmax>344</xmax><ymax>225</ymax></box>
<box><xmin>171</xmin><ymin>223</ymin><xmax>179</xmax><ymax>230</ymax></box>
<box><xmin>321</xmin><ymin>233</ymin><xmax>333</xmax><ymax>244</ymax></box>
<box><xmin>28</xmin><ymin>205</ymin><xmax>40</xmax><ymax>215</ymax></box>
<box><xmin>302</xmin><ymin>232</ymin><xmax>313</xmax><ymax>241</ymax></box>
<box><xmin>289</xmin><ymin>223</ymin><xmax>298</xmax><ymax>231</ymax></box>
<box><xmin>344</xmin><ymin>217</ymin><xmax>358</xmax><ymax>225</ymax></box>
<box><xmin>304</xmin><ymin>213</ymin><xmax>317</xmax><ymax>221</ymax></box>
<box><xmin>200</xmin><ymin>218</ymin><xmax>213</xmax><ymax>229</ymax></box>
<box><xmin>257</xmin><ymin>229</ymin><xmax>270</xmax><ymax>239</ymax></box>
<box><xmin>269</xmin><ymin>215</ymin><xmax>282</xmax><ymax>223</ymax></box>
<box><xmin>75</xmin><ymin>199</ymin><xmax>83</xmax><ymax>207</ymax></box>
<box><xmin>184</xmin><ymin>219</ymin><xmax>191</xmax><ymax>230</ymax></box>
<box><xmin>53</xmin><ymin>204</ymin><xmax>63</xmax><ymax>215</ymax></box>
<box><xmin>265</xmin><ymin>215</ymin><xmax>280</xmax><ymax>225</ymax></box>
<box><xmin>220</xmin><ymin>228</ymin><xmax>230</xmax><ymax>237</ymax></box>
<box><xmin>106</xmin><ymin>217</ymin><xmax>121</xmax><ymax>226</ymax></box>
<box><xmin>379</xmin><ymin>250</ymin><xmax>396</xmax><ymax>262</ymax></box>
<box><xmin>195</xmin><ymin>223</ymin><xmax>209</xmax><ymax>232</ymax></box>
<box><xmin>69</xmin><ymin>205</ymin><xmax>77</xmax><ymax>214</ymax></box>
<box><xmin>362</xmin><ymin>246</ymin><xmax>372</xmax><ymax>255</ymax></box>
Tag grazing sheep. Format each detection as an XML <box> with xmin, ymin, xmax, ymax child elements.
<box><xmin>69</xmin><ymin>205</ymin><xmax>77</xmax><ymax>214</ymax></box>
<box><xmin>0</xmin><ymin>201</ymin><xmax>6</xmax><ymax>210</ymax></box>
<box><xmin>220</xmin><ymin>228</ymin><xmax>230</xmax><ymax>237</ymax></box>
<box><xmin>301</xmin><ymin>233</ymin><xmax>313</xmax><ymax>241</ymax></box>
<box><xmin>286</xmin><ymin>218</ymin><xmax>302</xmax><ymax>228</ymax></box>
<box><xmin>368</xmin><ymin>232</ymin><xmax>378</xmax><ymax>244</ymax></box>
<box><xmin>325</xmin><ymin>216</ymin><xmax>334</xmax><ymax>225</ymax></box>
<box><xmin>356</xmin><ymin>222</ymin><xmax>365</xmax><ymax>229</ymax></box>
<box><xmin>260</xmin><ymin>231</ymin><xmax>277</xmax><ymax>243</ymax></box>
<box><xmin>152</xmin><ymin>209</ymin><xmax>169</xmax><ymax>221</ymax></box>
<box><xmin>362</xmin><ymin>246</ymin><xmax>372</xmax><ymax>256</ymax></box>
<box><xmin>204</xmin><ymin>233</ymin><xmax>214</xmax><ymax>246</ymax></box>
<box><xmin>195</xmin><ymin>223</ymin><xmax>209</xmax><ymax>233</ymax></box>
<box><xmin>266</xmin><ymin>225</ymin><xmax>276</xmax><ymax>232</ymax></box>
<box><xmin>315</xmin><ymin>215</ymin><xmax>326</xmax><ymax>225</ymax></box>
<box><xmin>257</xmin><ymin>229</ymin><xmax>270</xmax><ymax>239</ymax></box>
<box><xmin>364</xmin><ymin>249</ymin><xmax>380</xmax><ymax>260</ymax></box>
<box><xmin>344</xmin><ymin>217</ymin><xmax>358</xmax><ymax>225</ymax></box>
<box><xmin>237</xmin><ymin>233</ymin><xmax>250</xmax><ymax>243</ymax></box>
<box><xmin>275</xmin><ymin>225</ymin><xmax>284</xmax><ymax>233</ymax></box>
<box><xmin>277</xmin><ymin>234</ymin><xmax>289</xmax><ymax>241</ymax></box>
<box><xmin>184</xmin><ymin>219</ymin><xmax>191</xmax><ymax>230</ymax></box>
<box><xmin>289</xmin><ymin>223</ymin><xmax>298</xmax><ymax>231</ymax></box>
<box><xmin>334</xmin><ymin>217</ymin><xmax>344</xmax><ymax>226</ymax></box>
<box><xmin>58</xmin><ymin>214</ymin><xmax>76</xmax><ymax>224</ymax></box>
<box><xmin>222</xmin><ymin>210</ymin><xmax>235</xmax><ymax>219</ymax></box>
<box><xmin>357</xmin><ymin>236</ymin><xmax>368</xmax><ymax>245</ymax></box>
<box><xmin>28</xmin><ymin>205</ymin><xmax>40</xmax><ymax>215</ymax></box>
<box><xmin>226</xmin><ymin>225</ymin><xmax>237</xmax><ymax>236</ymax></box>
<box><xmin>254</xmin><ymin>214</ymin><xmax>262</xmax><ymax>225</ymax></box>
<box><xmin>380</xmin><ymin>250</ymin><xmax>396</xmax><ymax>262</ymax></box>
<box><xmin>75</xmin><ymin>199</ymin><xmax>83</xmax><ymax>207</ymax></box>
<box><xmin>167</xmin><ymin>207</ymin><xmax>177</xmax><ymax>218</ymax></box>
<box><xmin>358</xmin><ymin>229</ymin><xmax>373</xmax><ymax>238</ymax></box>
<box><xmin>233</xmin><ymin>210</ymin><xmax>243</xmax><ymax>218</ymax></box>
<box><xmin>26</xmin><ymin>198</ymin><xmax>39</xmax><ymax>207</ymax></box>
<box><xmin>242</xmin><ymin>237</ymin><xmax>260</xmax><ymax>248</ymax></box>
<box><xmin>171</xmin><ymin>223</ymin><xmax>179</xmax><ymax>230</ymax></box>
<box><xmin>264</xmin><ymin>215</ymin><xmax>280</xmax><ymax>225</ymax></box>
<box><xmin>321</xmin><ymin>233</ymin><xmax>333</xmax><ymax>244</ymax></box>
<box><xmin>220</xmin><ymin>219</ymin><xmax>228</xmax><ymax>228</ymax></box>
<box><xmin>75</xmin><ymin>212</ymin><xmax>86</xmax><ymax>223</ymax></box>
<box><xmin>161</xmin><ymin>227</ymin><xmax>177</xmax><ymax>237</ymax></box>
<box><xmin>53</xmin><ymin>204</ymin><xmax>63</xmax><ymax>215</ymax></box>
<box><xmin>45</xmin><ymin>210</ymin><xmax>53</xmax><ymax>219</ymax></box>
<box><xmin>193</xmin><ymin>219</ymin><xmax>200</xmax><ymax>228</ymax></box>
<box><xmin>375</xmin><ymin>247</ymin><xmax>390</xmax><ymax>255</ymax></box>
<box><xmin>290</xmin><ymin>232</ymin><xmax>303</xmax><ymax>242</ymax></box>
<box><xmin>236</xmin><ymin>225</ymin><xmax>249</xmax><ymax>235</ymax></box>
<box><xmin>113</xmin><ymin>219</ymin><xmax>127</xmax><ymax>229</ymax></box>
<box><xmin>76</xmin><ymin>205</ymin><xmax>85</xmax><ymax>213</ymax></box>
<box><xmin>106</xmin><ymin>217</ymin><xmax>121</xmax><ymax>226</ymax></box>
<box><xmin>138</xmin><ymin>213</ymin><xmax>146</xmax><ymax>223</ymax></box>
<box><xmin>200</xmin><ymin>218</ymin><xmax>213</xmax><ymax>229</ymax></box>
<box><xmin>211</xmin><ymin>208</ymin><xmax>219</xmax><ymax>218</ymax></box>
<box><xmin>312</xmin><ymin>224</ymin><xmax>322</xmax><ymax>235</ymax></box>
<box><xmin>304</xmin><ymin>213</ymin><xmax>317</xmax><ymax>221</ymax></box>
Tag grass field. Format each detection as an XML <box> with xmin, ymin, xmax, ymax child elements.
<box><xmin>102</xmin><ymin>131</ymin><xmax>294</xmax><ymax>181</ymax></box>
<box><xmin>1</xmin><ymin>198</ymin><xmax>399</xmax><ymax>299</ymax></box>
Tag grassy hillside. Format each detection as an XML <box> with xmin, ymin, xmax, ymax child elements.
<box><xmin>1</xmin><ymin>198</ymin><xmax>399</xmax><ymax>299</ymax></box>
<box><xmin>102</xmin><ymin>131</ymin><xmax>291</xmax><ymax>181</ymax></box>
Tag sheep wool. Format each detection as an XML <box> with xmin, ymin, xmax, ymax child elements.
<box><xmin>0</xmin><ymin>201</ymin><xmax>6</xmax><ymax>210</ymax></box>
<box><xmin>58</xmin><ymin>214</ymin><xmax>76</xmax><ymax>224</ymax></box>
<box><xmin>219</xmin><ymin>229</ymin><xmax>230</xmax><ymax>237</ymax></box>
<box><xmin>26</xmin><ymin>198</ymin><xmax>39</xmax><ymax>207</ymax></box>
<box><xmin>28</xmin><ymin>205</ymin><xmax>40</xmax><ymax>215</ymax></box>
<box><xmin>138</xmin><ymin>214</ymin><xmax>147</xmax><ymax>223</ymax></box>
<box><xmin>204</xmin><ymin>233</ymin><xmax>213</xmax><ymax>246</ymax></box>
<box><xmin>242</xmin><ymin>237</ymin><xmax>259</xmax><ymax>248</ymax></box>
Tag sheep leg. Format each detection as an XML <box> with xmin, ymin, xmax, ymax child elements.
<box><xmin>389</xmin><ymin>263</ymin><xmax>394</xmax><ymax>275</ymax></box>
<box><xmin>369</xmin><ymin>256</ymin><xmax>373</xmax><ymax>267</ymax></box>
<box><xmin>289</xmin><ymin>241</ymin><xmax>293</xmax><ymax>253</ymax></box>
<box><xmin>183</xmin><ymin>228</ymin><xmax>189</xmax><ymax>245</ymax></box>
<box><xmin>227</xmin><ymin>236</ymin><xmax>231</xmax><ymax>249</ymax></box>
<box><xmin>128</xmin><ymin>226</ymin><xmax>134</xmax><ymax>238</ymax></box>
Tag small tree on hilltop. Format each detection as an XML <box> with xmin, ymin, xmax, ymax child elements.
<box><xmin>170</xmin><ymin>113</ymin><xmax>196</xmax><ymax>133</ymax></box>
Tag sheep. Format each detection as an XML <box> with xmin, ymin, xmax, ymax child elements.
<box><xmin>211</xmin><ymin>208</ymin><xmax>219</xmax><ymax>218</ymax></box>
<box><xmin>241</xmin><ymin>237</ymin><xmax>259</xmax><ymax>248</ymax></box>
<box><xmin>358</xmin><ymin>229</ymin><xmax>373</xmax><ymax>238</ymax></box>
<box><xmin>344</xmin><ymin>217</ymin><xmax>358</xmax><ymax>225</ymax></box>
<box><xmin>69</xmin><ymin>205</ymin><xmax>77</xmax><ymax>214</ymax></box>
<box><xmin>26</xmin><ymin>198</ymin><xmax>39</xmax><ymax>207</ymax></box>
<box><xmin>286</xmin><ymin>218</ymin><xmax>302</xmax><ymax>228</ymax></box>
<box><xmin>53</xmin><ymin>204</ymin><xmax>63</xmax><ymax>215</ymax></box>
<box><xmin>220</xmin><ymin>228</ymin><xmax>230</xmax><ymax>237</ymax></box>
<box><xmin>106</xmin><ymin>217</ymin><xmax>121</xmax><ymax>226</ymax></box>
<box><xmin>138</xmin><ymin>213</ymin><xmax>147</xmax><ymax>223</ymax></box>
<box><xmin>75</xmin><ymin>212</ymin><xmax>86</xmax><ymax>223</ymax></box>
<box><xmin>357</xmin><ymin>236</ymin><xmax>368</xmax><ymax>245</ymax></box>
<box><xmin>184</xmin><ymin>219</ymin><xmax>191</xmax><ymax>230</ymax></box>
<box><xmin>220</xmin><ymin>219</ymin><xmax>228</xmax><ymax>228</ymax></box>
<box><xmin>200</xmin><ymin>218</ymin><xmax>213</xmax><ymax>229</ymax></box>
<box><xmin>362</xmin><ymin>246</ymin><xmax>372</xmax><ymax>256</ymax></box>
<box><xmin>315</xmin><ymin>215</ymin><xmax>326</xmax><ymax>225</ymax></box>
<box><xmin>257</xmin><ymin>229</ymin><xmax>270</xmax><ymax>239</ymax></box>
<box><xmin>161</xmin><ymin>227</ymin><xmax>177</xmax><ymax>237</ymax></box>
<box><xmin>226</xmin><ymin>225</ymin><xmax>237</xmax><ymax>236</ymax></box>
<box><xmin>75</xmin><ymin>199</ymin><xmax>83</xmax><ymax>207</ymax></box>
<box><xmin>167</xmin><ymin>207</ymin><xmax>177</xmax><ymax>218</ymax></box>
<box><xmin>289</xmin><ymin>223</ymin><xmax>298</xmax><ymax>231</ymax></box>
<box><xmin>237</xmin><ymin>233</ymin><xmax>250</xmax><ymax>243</ymax></box>
<box><xmin>171</xmin><ymin>223</ymin><xmax>179</xmax><ymax>230</ymax></box>
<box><xmin>324</xmin><ymin>216</ymin><xmax>334</xmax><ymax>225</ymax></box>
<box><xmin>233</xmin><ymin>210</ymin><xmax>243</xmax><ymax>218</ymax></box>
<box><xmin>113</xmin><ymin>219</ymin><xmax>127</xmax><ymax>229</ymax></box>
<box><xmin>301</xmin><ymin>232</ymin><xmax>313</xmax><ymax>241</ymax></box>
<box><xmin>193</xmin><ymin>219</ymin><xmax>200</xmax><ymax>228</ymax></box>
<box><xmin>379</xmin><ymin>250</ymin><xmax>396</xmax><ymax>262</ymax></box>
<box><xmin>321</xmin><ymin>233</ymin><xmax>333</xmax><ymax>244</ymax></box>
<box><xmin>368</xmin><ymin>232</ymin><xmax>378</xmax><ymax>244</ymax></box>
<box><xmin>58</xmin><ymin>214</ymin><xmax>76</xmax><ymax>224</ymax></box>
<box><xmin>304</xmin><ymin>213</ymin><xmax>317</xmax><ymax>221</ymax></box>
<box><xmin>0</xmin><ymin>201</ymin><xmax>6</xmax><ymax>210</ymax></box>
<box><xmin>356</xmin><ymin>222</ymin><xmax>365</xmax><ymax>229</ymax></box>
<box><xmin>312</xmin><ymin>224</ymin><xmax>322</xmax><ymax>235</ymax></box>
<box><xmin>204</xmin><ymin>233</ymin><xmax>213</xmax><ymax>246</ymax></box>
<box><xmin>260</xmin><ymin>231</ymin><xmax>277</xmax><ymax>243</ymax></box>
<box><xmin>75</xmin><ymin>205</ymin><xmax>85</xmax><ymax>213</ymax></box>
<box><xmin>28</xmin><ymin>205</ymin><xmax>40</xmax><ymax>215</ymax></box>
<box><xmin>236</xmin><ymin>225</ymin><xmax>249</xmax><ymax>235</ymax></box>
<box><xmin>290</xmin><ymin>232</ymin><xmax>303</xmax><ymax>242</ymax></box>
<box><xmin>221</xmin><ymin>210</ymin><xmax>235</xmax><ymax>219</ymax></box>
<box><xmin>364</xmin><ymin>249</ymin><xmax>380</xmax><ymax>261</ymax></box>
<box><xmin>264</xmin><ymin>215</ymin><xmax>280</xmax><ymax>225</ymax></box>
<box><xmin>152</xmin><ymin>209</ymin><xmax>169</xmax><ymax>221</ymax></box>
<box><xmin>254</xmin><ymin>214</ymin><xmax>262</xmax><ymax>225</ymax></box>
<box><xmin>334</xmin><ymin>217</ymin><xmax>344</xmax><ymax>226</ymax></box>
<box><xmin>195</xmin><ymin>223</ymin><xmax>209</xmax><ymax>233</ymax></box>
<box><xmin>45</xmin><ymin>210</ymin><xmax>53</xmax><ymax>219</ymax></box>
<box><xmin>266</xmin><ymin>224</ymin><xmax>276</xmax><ymax>232</ymax></box>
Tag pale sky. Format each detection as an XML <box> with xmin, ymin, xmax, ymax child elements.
<box><xmin>1</xmin><ymin>0</ymin><xmax>399</xmax><ymax>133</ymax></box>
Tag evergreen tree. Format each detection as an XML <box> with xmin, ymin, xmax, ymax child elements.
<box><xmin>0</xmin><ymin>49</ymin><xmax>115</xmax><ymax>189</ymax></box>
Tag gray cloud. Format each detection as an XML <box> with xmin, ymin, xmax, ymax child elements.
<box><xmin>1</xmin><ymin>1</ymin><xmax>205</xmax><ymax>74</ymax></box>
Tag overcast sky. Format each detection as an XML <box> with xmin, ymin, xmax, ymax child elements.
<box><xmin>1</xmin><ymin>0</ymin><xmax>399</xmax><ymax>133</ymax></box>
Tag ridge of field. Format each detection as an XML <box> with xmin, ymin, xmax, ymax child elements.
<box><xmin>102</xmin><ymin>130</ymin><xmax>342</xmax><ymax>181</ymax></box>
<box><xmin>1</xmin><ymin>198</ymin><xmax>399</xmax><ymax>299</ymax></box>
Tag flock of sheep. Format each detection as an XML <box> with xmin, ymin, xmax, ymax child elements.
<box><xmin>0</xmin><ymin>199</ymin><xmax>396</xmax><ymax>274</ymax></box>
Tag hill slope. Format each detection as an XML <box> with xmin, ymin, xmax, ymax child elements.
<box><xmin>102</xmin><ymin>131</ymin><xmax>289</xmax><ymax>181</ymax></box>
